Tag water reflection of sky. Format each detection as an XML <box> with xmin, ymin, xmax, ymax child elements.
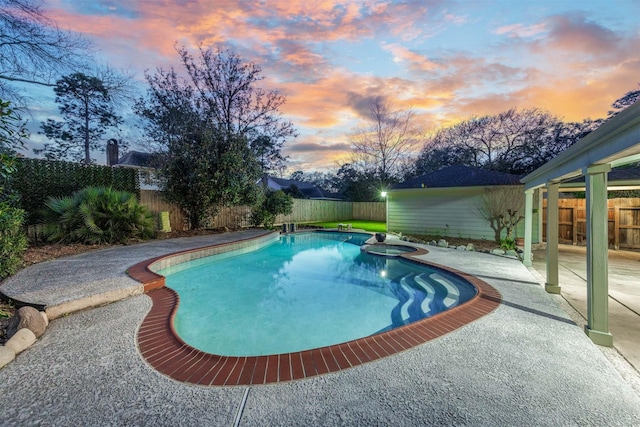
<box><xmin>165</xmin><ymin>232</ymin><xmax>476</xmax><ymax>356</ymax></box>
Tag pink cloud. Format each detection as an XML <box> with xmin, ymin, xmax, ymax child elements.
<box><xmin>33</xmin><ymin>1</ymin><xmax>640</xmax><ymax>174</ymax></box>
<box><xmin>381</xmin><ymin>43</ymin><xmax>440</xmax><ymax>72</ymax></box>
<box><xmin>494</xmin><ymin>22</ymin><xmax>547</xmax><ymax>38</ymax></box>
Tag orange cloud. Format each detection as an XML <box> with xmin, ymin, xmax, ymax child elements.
<box><xmin>34</xmin><ymin>1</ymin><xmax>640</xmax><ymax>174</ymax></box>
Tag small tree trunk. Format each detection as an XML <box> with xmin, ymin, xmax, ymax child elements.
<box><xmin>84</xmin><ymin>96</ymin><xmax>91</xmax><ymax>165</ymax></box>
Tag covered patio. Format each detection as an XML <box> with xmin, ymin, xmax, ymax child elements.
<box><xmin>521</xmin><ymin>101</ymin><xmax>640</xmax><ymax>347</ymax></box>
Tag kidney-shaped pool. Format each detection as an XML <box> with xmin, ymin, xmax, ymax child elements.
<box><xmin>158</xmin><ymin>232</ymin><xmax>477</xmax><ymax>357</ymax></box>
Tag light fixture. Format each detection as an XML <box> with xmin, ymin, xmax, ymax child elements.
<box><xmin>381</xmin><ymin>191</ymin><xmax>387</xmax><ymax>197</ymax></box>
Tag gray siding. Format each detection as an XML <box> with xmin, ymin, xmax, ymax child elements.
<box><xmin>388</xmin><ymin>186</ymin><xmax>540</xmax><ymax>242</ymax></box>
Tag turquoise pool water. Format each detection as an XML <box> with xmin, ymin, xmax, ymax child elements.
<box><xmin>159</xmin><ymin>232</ymin><xmax>477</xmax><ymax>356</ymax></box>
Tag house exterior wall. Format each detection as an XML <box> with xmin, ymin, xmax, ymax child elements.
<box><xmin>388</xmin><ymin>186</ymin><xmax>540</xmax><ymax>242</ymax></box>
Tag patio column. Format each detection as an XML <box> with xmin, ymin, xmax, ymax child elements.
<box><xmin>584</xmin><ymin>164</ymin><xmax>613</xmax><ymax>347</ymax></box>
<box><xmin>522</xmin><ymin>189</ymin><xmax>534</xmax><ymax>267</ymax></box>
<box><xmin>545</xmin><ymin>182</ymin><xmax>560</xmax><ymax>294</ymax></box>
<box><xmin>537</xmin><ymin>190</ymin><xmax>544</xmax><ymax>243</ymax></box>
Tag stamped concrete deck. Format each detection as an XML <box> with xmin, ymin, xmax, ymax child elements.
<box><xmin>1</xmin><ymin>231</ymin><xmax>639</xmax><ymax>426</ymax></box>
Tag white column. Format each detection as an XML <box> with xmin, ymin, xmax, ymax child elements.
<box><xmin>522</xmin><ymin>189</ymin><xmax>534</xmax><ymax>267</ymax></box>
<box><xmin>583</xmin><ymin>164</ymin><xmax>613</xmax><ymax>347</ymax></box>
<box><xmin>545</xmin><ymin>182</ymin><xmax>561</xmax><ymax>294</ymax></box>
<box><xmin>537</xmin><ymin>189</ymin><xmax>544</xmax><ymax>244</ymax></box>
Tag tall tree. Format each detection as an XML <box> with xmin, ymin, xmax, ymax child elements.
<box><xmin>0</xmin><ymin>98</ymin><xmax>27</xmax><ymax>203</ymax></box>
<box><xmin>36</xmin><ymin>72</ymin><xmax>123</xmax><ymax>164</ymax></box>
<box><xmin>178</xmin><ymin>45</ymin><xmax>296</xmax><ymax>173</ymax></box>
<box><xmin>413</xmin><ymin>108</ymin><xmax>593</xmax><ymax>176</ymax></box>
<box><xmin>136</xmin><ymin>46</ymin><xmax>295</xmax><ymax>228</ymax></box>
<box><xmin>608</xmin><ymin>83</ymin><xmax>640</xmax><ymax>119</ymax></box>
<box><xmin>333</xmin><ymin>163</ymin><xmax>379</xmax><ymax>202</ymax></box>
<box><xmin>349</xmin><ymin>97</ymin><xmax>418</xmax><ymax>187</ymax></box>
<box><xmin>0</xmin><ymin>0</ymin><xmax>91</xmax><ymax>105</ymax></box>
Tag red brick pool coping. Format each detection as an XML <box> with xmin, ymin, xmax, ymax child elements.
<box><xmin>128</xmin><ymin>233</ymin><xmax>502</xmax><ymax>386</ymax></box>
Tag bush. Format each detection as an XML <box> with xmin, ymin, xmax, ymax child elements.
<box><xmin>13</xmin><ymin>158</ymin><xmax>140</xmax><ymax>225</ymax></box>
<box><xmin>42</xmin><ymin>187</ymin><xmax>155</xmax><ymax>244</ymax></box>
<box><xmin>500</xmin><ymin>237</ymin><xmax>516</xmax><ymax>251</ymax></box>
<box><xmin>0</xmin><ymin>202</ymin><xmax>27</xmax><ymax>280</ymax></box>
<box><xmin>250</xmin><ymin>190</ymin><xmax>293</xmax><ymax>229</ymax></box>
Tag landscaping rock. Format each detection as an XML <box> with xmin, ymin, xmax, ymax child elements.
<box><xmin>0</xmin><ymin>346</ymin><xmax>15</xmax><ymax>368</ymax></box>
<box><xmin>466</xmin><ymin>243</ymin><xmax>475</xmax><ymax>251</ymax></box>
<box><xmin>491</xmin><ymin>249</ymin><xmax>506</xmax><ymax>255</ymax></box>
<box><xmin>506</xmin><ymin>249</ymin><xmax>519</xmax><ymax>257</ymax></box>
<box><xmin>7</xmin><ymin>306</ymin><xmax>47</xmax><ymax>339</ymax></box>
<box><xmin>5</xmin><ymin>328</ymin><xmax>36</xmax><ymax>355</ymax></box>
<box><xmin>429</xmin><ymin>240</ymin><xmax>437</xmax><ymax>246</ymax></box>
<box><xmin>40</xmin><ymin>311</ymin><xmax>49</xmax><ymax>327</ymax></box>
<box><xmin>437</xmin><ymin>239</ymin><xmax>448</xmax><ymax>248</ymax></box>
<box><xmin>456</xmin><ymin>245</ymin><xmax>466</xmax><ymax>250</ymax></box>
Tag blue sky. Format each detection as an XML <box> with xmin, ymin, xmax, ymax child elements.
<box><xmin>17</xmin><ymin>0</ymin><xmax>640</xmax><ymax>172</ymax></box>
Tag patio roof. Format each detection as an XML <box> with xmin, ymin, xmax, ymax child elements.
<box><xmin>519</xmin><ymin>100</ymin><xmax>640</xmax><ymax>349</ymax></box>
<box><xmin>521</xmin><ymin>101</ymin><xmax>640</xmax><ymax>190</ymax></box>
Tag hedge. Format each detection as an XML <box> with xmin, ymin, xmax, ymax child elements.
<box><xmin>13</xmin><ymin>158</ymin><xmax>140</xmax><ymax>224</ymax></box>
<box><xmin>0</xmin><ymin>202</ymin><xmax>27</xmax><ymax>280</ymax></box>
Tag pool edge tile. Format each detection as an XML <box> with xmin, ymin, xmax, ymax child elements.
<box><xmin>133</xmin><ymin>232</ymin><xmax>503</xmax><ymax>386</ymax></box>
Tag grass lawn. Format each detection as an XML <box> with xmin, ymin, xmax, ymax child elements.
<box><xmin>302</xmin><ymin>220</ymin><xmax>387</xmax><ymax>233</ymax></box>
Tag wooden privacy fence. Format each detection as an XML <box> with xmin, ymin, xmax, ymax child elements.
<box><xmin>139</xmin><ymin>190</ymin><xmax>386</xmax><ymax>231</ymax></box>
<box><xmin>543</xmin><ymin>198</ymin><xmax>640</xmax><ymax>250</ymax></box>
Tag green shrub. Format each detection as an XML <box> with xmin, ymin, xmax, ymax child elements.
<box><xmin>500</xmin><ymin>237</ymin><xmax>516</xmax><ymax>251</ymax></box>
<box><xmin>42</xmin><ymin>187</ymin><xmax>155</xmax><ymax>244</ymax></box>
<box><xmin>13</xmin><ymin>158</ymin><xmax>140</xmax><ymax>225</ymax></box>
<box><xmin>0</xmin><ymin>202</ymin><xmax>27</xmax><ymax>280</ymax></box>
<box><xmin>250</xmin><ymin>190</ymin><xmax>294</xmax><ymax>229</ymax></box>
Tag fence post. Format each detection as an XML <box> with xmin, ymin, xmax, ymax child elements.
<box><xmin>614</xmin><ymin>206</ymin><xmax>620</xmax><ymax>250</ymax></box>
<box><xmin>572</xmin><ymin>207</ymin><xmax>577</xmax><ymax>245</ymax></box>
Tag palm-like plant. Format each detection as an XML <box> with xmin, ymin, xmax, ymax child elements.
<box><xmin>43</xmin><ymin>187</ymin><xmax>155</xmax><ymax>244</ymax></box>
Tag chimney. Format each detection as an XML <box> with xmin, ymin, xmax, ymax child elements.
<box><xmin>106</xmin><ymin>139</ymin><xmax>119</xmax><ymax>166</ymax></box>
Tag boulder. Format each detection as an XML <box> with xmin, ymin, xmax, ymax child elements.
<box><xmin>491</xmin><ymin>249</ymin><xmax>506</xmax><ymax>255</ymax></box>
<box><xmin>429</xmin><ymin>240</ymin><xmax>437</xmax><ymax>246</ymax></box>
<box><xmin>0</xmin><ymin>346</ymin><xmax>15</xmax><ymax>368</ymax></box>
<box><xmin>40</xmin><ymin>311</ymin><xmax>49</xmax><ymax>327</ymax></box>
<box><xmin>437</xmin><ymin>239</ymin><xmax>448</xmax><ymax>248</ymax></box>
<box><xmin>456</xmin><ymin>245</ymin><xmax>467</xmax><ymax>251</ymax></box>
<box><xmin>466</xmin><ymin>243</ymin><xmax>475</xmax><ymax>252</ymax></box>
<box><xmin>7</xmin><ymin>306</ymin><xmax>47</xmax><ymax>339</ymax></box>
<box><xmin>5</xmin><ymin>328</ymin><xmax>36</xmax><ymax>355</ymax></box>
<box><xmin>506</xmin><ymin>249</ymin><xmax>519</xmax><ymax>257</ymax></box>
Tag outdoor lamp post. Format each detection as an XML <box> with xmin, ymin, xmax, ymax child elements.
<box><xmin>381</xmin><ymin>191</ymin><xmax>388</xmax><ymax>232</ymax></box>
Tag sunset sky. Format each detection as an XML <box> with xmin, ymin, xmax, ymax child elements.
<box><xmin>21</xmin><ymin>0</ymin><xmax>640</xmax><ymax>173</ymax></box>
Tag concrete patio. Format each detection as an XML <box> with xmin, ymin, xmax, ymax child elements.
<box><xmin>532</xmin><ymin>244</ymin><xmax>640</xmax><ymax>371</ymax></box>
<box><xmin>1</xmin><ymin>231</ymin><xmax>639</xmax><ymax>426</ymax></box>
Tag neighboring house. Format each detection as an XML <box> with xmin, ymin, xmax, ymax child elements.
<box><xmin>113</xmin><ymin>151</ymin><xmax>160</xmax><ymax>190</ymax></box>
<box><xmin>260</xmin><ymin>175</ymin><xmax>342</xmax><ymax>200</ymax></box>
<box><xmin>388</xmin><ymin>165</ymin><xmax>540</xmax><ymax>242</ymax></box>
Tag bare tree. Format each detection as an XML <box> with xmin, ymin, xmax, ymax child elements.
<box><xmin>474</xmin><ymin>185</ymin><xmax>525</xmax><ymax>242</ymax></box>
<box><xmin>414</xmin><ymin>108</ymin><xmax>594</xmax><ymax>175</ymax></box>
<box><xmin>349</xmin><ymin>97</ymin><xmax>419</xmax><ymax>185</ymax></box>
<box><xmin>0</xmin><ymin>0</ymin><xmax>91</xmax><ymax>105</ymax></box>
<box><xmin>177</xmin><ymin>45</ymin><xmax>296</xmax><ymax>172</ymax></box>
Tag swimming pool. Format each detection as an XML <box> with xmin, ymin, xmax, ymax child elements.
<box><xmin>132</xmin><ymin>230</ymin><xmax>501</xmax><ymax>385</ymax></box>
<box><xmin>158</xmin><ymin>232</ymin><xmax>477</xmax><ymax>356</ymax></box>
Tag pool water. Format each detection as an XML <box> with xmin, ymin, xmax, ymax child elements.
<box><xmin>159</xmin><ymin>232</ymin><xmax>477</xmax><ymax>356</ymax></box>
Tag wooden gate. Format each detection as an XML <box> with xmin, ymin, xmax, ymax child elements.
<box><xmin>542</xmin><ymin>198</ymin><xmax>640</xmax><ymax>250</ymax></box>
